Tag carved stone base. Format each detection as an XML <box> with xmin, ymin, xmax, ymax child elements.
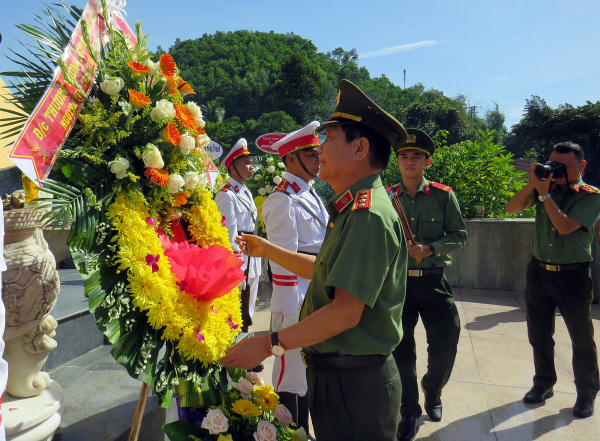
<box><xmin>3</xmin><ymin>379</ymin><xmax>63</xmax><ymax>441</ymax></box>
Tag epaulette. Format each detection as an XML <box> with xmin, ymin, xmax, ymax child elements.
<box><xmin>290</xmin><ymin>181</ymin><xmax>301</xmax><ymax>194</ymax></box>
<box><xmin>221</xmin><ymin>183</ymin><xmax>231</xmax><ymax>192</ymax></box>
<box><xmin>580</xmin><ymin>184</ymin><xmax>599</xmax><ymax>194</ymax></box>
<box><xmin>275</xmin><ymin>180</ymin><xmax>290</xmax><ymax>192</ymax></box>
<box><xmin>430</xmin><ymin>181</ymin><xmax>452</xmax><ymax>192</ymax></box>
<box><xmin>385</xmin><ymin>184</ymin><xmax>400</xmax><ymax>198</ymax></box>
<box><xmin>335</xmin><ymin>190</ymin><xmax>353</xmax><ymax>212</ymax></box>
<box><xmin>352</xmin><ymin>189</ymin><xmax>372</xmax><ymax>211</ymax></box>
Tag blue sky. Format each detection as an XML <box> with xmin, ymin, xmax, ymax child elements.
<box><xmin>1</xmin><ymin>0</ymin><xmax>599</xmax><ymax>128</ymax></box>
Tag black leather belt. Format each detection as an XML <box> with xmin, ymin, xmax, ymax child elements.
<box><xmin>300</xmin><ymin>351</ymin><xmax>390</xmax><ymax>369</ymax></box>
<box><xmin>238</xmin><ymin>231</ymin><xmax>253</xmax><ymax>235</ymax></box>
<box><xmin>535</xmin><ymin>260</ymin><xmax>590</xmax><ymax>272</ymax></box>
<box><xmin>298</xmin><ymin>250</ymin><xmax>318</xmax><ymax>256</ymax></box>
<box><xmin>407</xmin><ymin>267</ymin><xmax>444</xmax><ymax>277</ymax></box>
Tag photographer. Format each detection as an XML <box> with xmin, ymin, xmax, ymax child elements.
<box><xmin>507</xmin><ymin>142</ymin><xmax>600</xmax><ymax>418</ymax></box>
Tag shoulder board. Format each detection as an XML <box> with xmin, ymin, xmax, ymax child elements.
<box><xmin>430</xmin><ymin>181</ymin><xmax>452</xmax><ymax>192</ymax></box>
<box><xmin>275</xmin><ymin>180</ymin><xmax>290</xmax><ymax>192</ymax></box>
<box><xmin>335</xmin><ymin>190</ymin><xmax>354</xmax><ymax>212</ymax></box>
<box><xmin>580</xmin><ymin>184</ymin><xmax>599</xmax><ymax>194</ymax></box>
<box><xmin>352</xmin><ymin>189</ymin><xmax>372</xmax><ymax>211</ymax></box>
<box><xmin>290</xmin><ymin>181</ymin><xmax>301</xmax><ymax>194</ymax></box>
<box><xmin>221</xmin><ymin>183</ymin><xmax>232</xmax><ymax>192</ymax></box>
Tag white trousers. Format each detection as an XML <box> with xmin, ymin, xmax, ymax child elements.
<box><xmin>271</xmin><ymin>311</ymin><xmax>307</xmax><ymax>396</ymax></box>
<box><xmin>248</xmin><ymin>276</ymin><xmax>259</xmax><ymax>319</ymax></box>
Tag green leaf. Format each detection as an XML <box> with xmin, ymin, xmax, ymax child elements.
<box><xmin>162</xmin><ymin>419</ymin><xmax>206</xmax><ymax>441</ymax></box>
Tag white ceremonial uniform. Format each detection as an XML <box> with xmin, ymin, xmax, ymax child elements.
<box><xmin>214</xmin><ymin>177</ymin><xmax>262</xmax><ymax>320</ymax></box>
<box><xmin>262</xmin><ymin>172</ymin><xmax>328</xmax><ymax>395</ymax></box>
<box><xmin>0</xmin><ymin>208</ymin><xmax>8</xmax><ymax>441</ymax></box>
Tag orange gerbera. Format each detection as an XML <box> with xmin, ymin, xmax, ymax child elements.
<box><xmin>165</xmin><ymin>76</ymin><xmax>178</xmax><ymax>95</ymax></box>
<box><xmin>177</xmin><ymin>77</ymin><xmax>195</xmax><ymax>95</ymax></box>
<box><xmin>162</xmin><ymin>122</ymin><xmax>181</xmax><ymax>145</ymax></box>
<box><xmin>128</xmin><ymin>89</ymin><xmax>152</xmax><ymax>108</ymax></box>
<box><xmin>144</xmin><ymin>167</ymin><xmax>169</xmax><ymax>186</ymax></box>
<box><xmin>173</xmin><ymin>191</ymin><xmax>190</xmax><ymax>207</ymax></box>
<box><xmin>127</xmin><ymin>61</ymin><xmax>150</xmax><ymax>77</ymax></box>
<box><xmin>159</xmin><ymin>53</ymin><xmax>177</xmax><ymax>77</ymax></box>
<box><xmin>174</xmin><ymin>104</ymin><xmax>198</xmax><ymax>131</ymax></box>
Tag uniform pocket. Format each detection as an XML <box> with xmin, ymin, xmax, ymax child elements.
<box><xmin>420</xmin><ymin>218</ymin><xmax>444</xmax><ymax>241</ymax></box>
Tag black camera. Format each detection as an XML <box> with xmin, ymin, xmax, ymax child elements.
<box><xmin>534</xmin><ymin>161</ymin><xmax>566</xmax><ymax>180</ymax></box>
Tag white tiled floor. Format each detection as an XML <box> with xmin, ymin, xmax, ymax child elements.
<box><xmin>252</xmin><ymin>286</ymin><xmax>600</xmax><ymax>440</ymax></box>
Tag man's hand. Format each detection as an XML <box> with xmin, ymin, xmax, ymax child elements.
<box><xmin>218</xmin><ymin>334</ymin><xmax>271</xmax><ymax>369</ymax></box>
<box><xmin>529</xmin><ymin>163</ymin><xmax>553</xmax><ymax>196</ymax></box>
<box><xmin>408</xmin><ymin>242</ymin><xmax>434</xmax><ymax>259</ymax></box>
<box><xmin>235</xmin><ymin>233</ymin><xmax>268</xmax><ymax>258</ymax></box>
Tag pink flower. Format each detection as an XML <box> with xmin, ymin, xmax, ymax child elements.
<box><xmin>274</xmin><ymin>404</ymin><xmax>293</xmax><ymax>427</ymax></box>
<box><xmin>246</xmin><ymin>371</ymin><xmax>264</xmax><ymax>385</ymax></box>
<box><xmin>231</xmin><ymin>377</ymin><xmax>254</xmax><ymax>399</ymax></box>
<box><xmin>146</xmin><ymin>217</ymin><xmax>158</xmax><ymax>230</ymax></box>
<box><xmin>145</xmin><ymin>254</ymin><xmax>159</xmax><ymax>272</ymax></box>
<box><xmin>228</xmin><ymin>315</ymin><xmax>238</xmax><ymax>330</ymax></box>
<box><xmin>211</xmin><ymin>305</ymin><xmax>218</xmax><ymax>314</ymax></box>
<box><xmin>221</xmin><ymin>216</ymin><xmax>226</xmax><ymax>227</ymax></box>
<box><xmin>160</xmin><ymin>242</ymin><xmax>246</xmax><ymax>302</ymax></box>
<box><xmin>197</xmin><ymin>325</ymin><xmax>205</xmax><ymax>343</ymax></box>
<box><xmin>201</xmin><ymin>408</ymin><xmax>229</xmax><ymax>435</ymax></box>
<box><xmin>253</xmin><ymin>421</ymin><xmax>277</xmax><ymax>441</ymax></box>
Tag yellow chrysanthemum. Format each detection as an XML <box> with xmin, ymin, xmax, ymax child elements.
<box><xmin>253</xmin><ymin>384</ymin><xmax>280</xmax><ymax>412</ymax></box>
<box><xmin>231</xmin><ymin>399</ymin><xmax>262</xmax><ymax>417</ymax></box>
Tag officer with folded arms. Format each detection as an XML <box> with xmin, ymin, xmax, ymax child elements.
<box><xmin>387</xmin><ymin>129</ymin><xmax>467</xmax><ymax>440</ymax></box>
<box><xmin>507</xmin><ymin>141</ymin><xmax>600</xmax><ymax>418</ymax></box>
<box><xmin>219</xmin><ymin>79</ymin><xmax>408</xmax><ymax>440</ymax></box>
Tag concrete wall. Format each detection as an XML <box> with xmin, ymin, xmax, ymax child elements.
<box><xmin>446</xmin><ymin>219</ymin><xmax>600</xmax><ymax>299</ymax></box>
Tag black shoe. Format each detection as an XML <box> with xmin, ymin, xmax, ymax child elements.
<box><xmin>397</xmin><ymin>415</ymin><xmax>419</xmax><ymax>441</ymax></box>
<box><xmin>592</xmin><ymin>298</ymin><xmax>600</xmax><ymax>305</ymax></box>
<box><xmin>248</xmin><ymin>363</ymin><xmax>264</xmax><ymax>373</ymax></box>
<box><xmin>573</xmin><ymin>396</ymin><xmax>595</xmax><ymax>418</ymax></box>
<box><xmin>421</xmin><ymin>379</ymin><xmax>442</xmax><ymax>422</ymax></box>
<box><xmin>523</xmin><ymin>386</ymin><xmax>554</xmax><ymax>404</ymax></box>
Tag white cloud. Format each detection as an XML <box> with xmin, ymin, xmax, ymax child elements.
<box><xmin>361</xmin><ymin>41</ymin><xmax>443</xmax><ymax>58</ymax></box>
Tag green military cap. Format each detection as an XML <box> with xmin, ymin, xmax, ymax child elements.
<box><xmin>315</xmin><ymin>79</ymin><xmax>407</xmax><ymax>147</ymax></box>
<box><xmin>394</xmin><ymin>128</ymin><xmax>435</xmax><ymax>157</ymax></box>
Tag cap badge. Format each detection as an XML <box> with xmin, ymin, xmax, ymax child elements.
<box><xmin>407</xmin><ymin>134</ymin><xmax>417</xmax><ymax>144</ymax></box>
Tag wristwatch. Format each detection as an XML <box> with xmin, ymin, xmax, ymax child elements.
<box><xmin>538</xmin><ymin>193</ymin><xmax>552</xmax><ymax>202</ymax></box>
<box><xmin>270</xmin><ymin>332</ymin><xmax>285</xmax><ymax>357</ymax></box>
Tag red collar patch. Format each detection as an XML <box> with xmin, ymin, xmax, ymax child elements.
<box><xmin>352</xmin><ymin>189</ymin><xmax>372</xmax><ymax>211</ymax></box>
<box><xmin>221</xmin><ymin>183</ymin><xmax>231</xmax><ymax>192</ymax></box>
<box><xmin>234</xmin><ymin>185</ymin><xmax>240</xmax><ymax>193</ymax></box>
<box><xmin>275</xmin><ymin>180</ymin><xmax>290</xmax><ymax>192</ymax></box>
<box><xmin>335</xmin><ymin>190</ymin><xmax>354</xmax><ymax>212</ymax></box>
<box><xmin>424</xmin><ymin>184</ymin><xmax>431</xmax><ymax>195</ymax></box>
<box><xmin>430</xmin><ymin>181</ymin><xmax>452</xmax><ymax>192</ymax></box>
<box><xmin>573</xmin><ymin>184</ymin><xmax>580</xmax><ymax>192</ymax></box>
<box><xmin>290</xmin><ymin>181</ymin><xmax>301</xmax><ymax>194</ymax></box>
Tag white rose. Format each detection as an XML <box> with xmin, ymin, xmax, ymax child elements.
<box><xmin>253</xmin><ymin>421</ymin><xmax>277</xmax><ymax>441</ymax></box>
<box><xmin>100</xmin><ymin>76</ymin><xmax>124</xmax><ymax>96</ymax></box>
<box><xmin>142</xmin><ymin>144</ymin><xmax>165</xmax><ymax>169</ymax></box>
<box><xmin>231</xmin><ymin>377</ymin><xmax>254</xmax><ymax>399</ymax></box>
<box><xmin>200</xmin><ymin>409</ymin><xmax>229</xmax><ymax>435</ymax></box>
<box><xmin>149</xmin><ymin>99</ymin><xmax>176</xmax><ymax>122</ymax></box>
<box><xmin>166</xmin><ymin>208</ymin><xmax>182</xmax><ymax>220</ymax></box>
<box><xmin>187</xmin><ymin>102</ymin><xmax>203</xmax><ymax>122</ymax></box>
<box><xmin>168</xmin><ymin>174</ymin><xmax>185</xmax><ymax>193</ymax></box>
<box><xmin>196</xmin><ymin>133</ymin><xmax>211</xmax><ymax>148</ymax></box>
<box><xmin>146</xmin><ymin>60</ymin><xmax>159</xmax><ymax>75</ymax></box>
<box><xmin>277</xmin><ymin>162</ymin><xmax>285</xmax><ymax>169</ymax></box>
<box><xmin>274</xmin><ymin>404</ymin><xmax>293</xmax><ymax>427</ymax></box>
<box><xmin>258</xmin><ymin>188</ymin><xmax>266</xmax><ymax>196</ymax></box>
<box><xmin>198</xmin><ymin>173</ymin><xmax>208</xmax><ymax>188</ymax></box>
<box><xmin>108</xmin><ymin>157</ymin><xmax>129</xmax><ymax>179</ymax></box>
<box><xmin>179</xmin><ymin>133</ymin><xmax>196</xmax><ymax>155</ymax></box>
<box><xmin>267</xmin><ymin>166</ymin><xmax>275</xmax><ymax>173</ymax></box>
<box><xmin>197</xmin><ymin>119</ymin><xmax>206</xmax><ymax>128</ymax></box>
<box><xmin>265</xmin><ymin>185</ymin><xmax>273</xmax><ymax>193</ymax></box>
<box><xmin>183</xmin><ymin>172</ymin><xmax>200</xmax><ymax>188</ymax></box>
<box><xmin>254</xmin><ymin>174</ymin><xmax>261</xmax><ymax>181</ymax></box>
<box><xmin>273</xmin><ymin>176</ymin><xmax>282</xmax><ymax>185</ymax></box>
<box><xmin>266</xmin><ymin>157</ymin><xmax>274</xmax><ymax>163</ymax></box>
<box><xmin>246</xmin><ymin>372</ymin><xmax>264</xmax><ymax>385</ymax></box>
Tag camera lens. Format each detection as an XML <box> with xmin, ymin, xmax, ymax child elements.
<box><xmin>534</xmin><ymin>164</ymin><xmax>551</xmax><ymax>179</ymax></box>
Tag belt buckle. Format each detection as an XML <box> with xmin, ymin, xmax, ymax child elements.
<box><xmin>408</xmin><ymin>269</ymin><xmax>422</xmax><ymax>277</ymax></box>
<box><xmin>300</xmin><ymin>350</ymin><xmax>307</xmax><ymax>368</ymax></box>
<box><xmin>545</xmin><ymin>264</ymin><xmax>560</xmax><ymax>272</ymax></box>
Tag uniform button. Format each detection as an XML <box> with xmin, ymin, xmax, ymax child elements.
<box><xmin>547</xmin><ymin>259</ymin><xmax>551</xmax><ymax>262</ymax></box>
<box><xmin>552</xmin><ymin>228</ymin><xmax>555</xmax><ymax>231</ymax></box>
<box><xmin>411</xmin><ymin>218</ymin><xmax>414</xmax><ymax>221</ymax></box>
<box><xmin>412</xmin><ymin>201</ymin><xmax>414</xmax><ymax>203</ymax></box>
<box><xmin>329</xmin><ymin>223</ymin><xmax>334</xmax><ymax>228</ymax></box>
<box><xmin>438</xmin><ymin>254</ymin><xmax>441</xmax><ymax>257</ymax></box>
<box><xmin>431</xmin><ymin>218</ymin><xmax>435</xmax><ymax>221</ymax></box>
<box><xmin>549</xmin><ymin>244</ymin><xmax>552</xmax><ymax>247</ymax></box>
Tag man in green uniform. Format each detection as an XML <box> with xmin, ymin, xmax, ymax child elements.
<box><xmin>387</xmin><ymin>129</ymin><xmax>467</xmax><ymax>440</ymax></box>
<box><xmin>507</xmin><ymin>141</ymin><xmax>600</xmax><ymax>418</ymax></box>
<box><xmin>219</xmin><ymin>79</ymin><xmax>408</xmax><ymax>440</ymax></box>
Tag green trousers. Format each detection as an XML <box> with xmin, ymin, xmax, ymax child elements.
<box><xmin>307</xmin><ymin>355</ymin><xmax>401</xmax><ymax>441</ymax></box>
<box><xmin>393</xmin><ymin>273</ymin><xmax>460</xmax><ymax>417</ymax></box>
<box><xmin>525</xmin><ymin>259</ymin><xmax>599</xmax><ymax>399</ymax></box>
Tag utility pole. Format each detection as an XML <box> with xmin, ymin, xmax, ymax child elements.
<box><xmin>403</xmin><ymin>69</ymin><xmax>406</xmax><ymax>89</ymax></box>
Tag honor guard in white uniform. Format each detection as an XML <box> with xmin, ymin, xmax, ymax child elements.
<box><xmin>215</xmin><ymin>139</ymin><xmax>262</xmax><ymax>333</ymax></box>
<box><xmin>261</xmin><ymin>121</ymin><xmax>328</xmax><ymax>434</ymax></box>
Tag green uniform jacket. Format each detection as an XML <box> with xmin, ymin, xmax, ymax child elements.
<box><xmin>300</xmin><ymin>174</ymin><xmax>408</xmax><ymax>355</ymax></box>
<box><xmin>532</xmin><ymin>176</ymin><xmax>600</xmax><ymax>264</ymax></box>
<box><xmin>388</xmin><ymin>178</ymin><xmax>467</xmax><ymax>268</ymax></box>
